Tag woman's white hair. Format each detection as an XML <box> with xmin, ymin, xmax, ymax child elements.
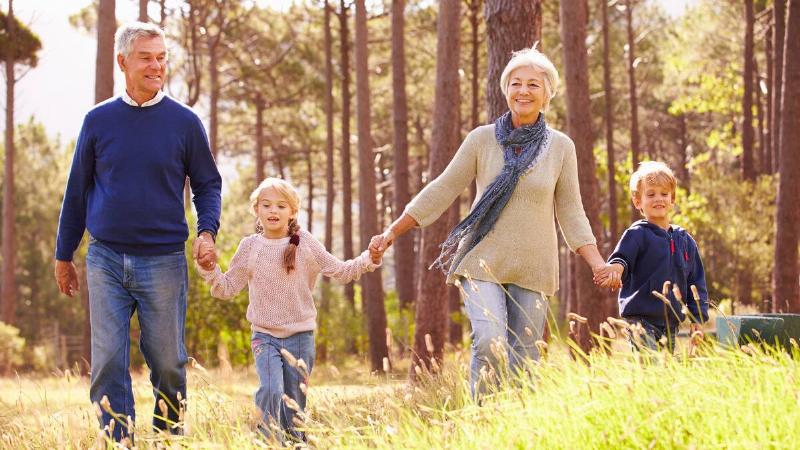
<box><xmin>499</xmin><ymin>46</ymin><xmax>559</xmax><ymax>109</ymax></box>
<box><xmin>115</xmin><ymin>21</ymin><xmax>167</xmax><ymax>58</ymax></box>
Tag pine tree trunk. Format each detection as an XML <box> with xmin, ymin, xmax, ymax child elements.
<box><xmin>773</xmin><ymin>0</ymin><xmax>800</xmax><ymax>313</ymax></box>
<box><xmin>447</xmin><ymin>202</ymin><xmax>462</xmax><ymax>346</ymax></box>
<box><xmin>677</xmin><ymin>114</ymin><xmax>690</xmax><ymax>193</ymax></box>
<box><xmin>625</xmin><ymin>0</ymin><xmax>641</xmax><ymax>170</ymax></box>
<box><xmin>209</xmin><ymin>47</ymin><xmax>219</xmax><ymax>158</ymax></box>
<box><xmin>765</xmin><ymin>25</ymin><xmax>774</xmax><ymax>172</ymax></box>
<box><xmin>754</xmin><ymin>60</ymin><xmax>766</xmax><ymax>175</ymax></box>
<box><xmin>355</xmin><ymin>0</ymin><xmax>388</xmax><ymax>372</ymax></box>
<box><xmin>139</xmin><ymin>0</ymin><xmax>148</xmax><ymax>22</ymax></box>
<box><xmin>560</xmin><ymin>0</ymin><xmax>611</xmax><ymax>352</ymax></box>
<box><xmin>339</xmin><ymin>0</ymin><xmax>356</xmax><ymax>329</ymax></box>
<box><xmin>306</xmin><ymin>150</ymin><xmax>314</xmax><ymax>233</ymax></box>
<box><xmin>602</xmin><ymin>0</ymin><xmax>618</xmax><ymax>244</ymax></box>
<box><xmin>391</xmin><ymin>0</ymin><xmax>415</xmax><ymax>309</ymax></box>
<box><xmin>254</xmin><ymin>95</ymin><xmax>266</xmax><ymax>184</ymax></box>
<box><xmin>95</xmin><ymin>0</ymin><xmax>116</xmax><ymax>103</ymax></box>
<box><xmin>324</xmin><ymin>0</ymin><xmax>335</xmax><ymax>253</ymax></box>
<box><xmin>1</xmin><ymin>0</ymin><xmax>17</xmax><ymax>325</ymax></box>
<box><xmin>484</xmin><ymin>0</ymin><xmax>542</xmax><ymax>121</ymax></box>
<box><xmin>412</xmin><ymin>0</ymin><xmax>461</xmax><ymax>376</ymax></box>
<box><xmin>771</xmin><ymin>0</ymin><xmax>786</xmax><ymax>174</ymax></box>
<box><xmin>742</xmin><ymin>0</ymin><xmax>756</xmax><ymax>180</ymax></box>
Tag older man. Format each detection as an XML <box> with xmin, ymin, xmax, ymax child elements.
<box><xmin>54</xmin><ymin>22</ymin><xmax>221</xmax><ymax>442</ymax></box>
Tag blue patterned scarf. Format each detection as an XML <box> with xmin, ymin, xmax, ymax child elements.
<box><xmin>431</xmin><ymin>111</ymin><xmax>549</xmax><ymax>276</ymax></box>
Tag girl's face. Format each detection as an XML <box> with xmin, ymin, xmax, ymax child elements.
<box><xmin>255</xmin><ymin>187</ymin><xmax>295</xmax><ymax>238</ymax></box>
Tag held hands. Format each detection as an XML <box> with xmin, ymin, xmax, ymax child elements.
<box><xmin>592</xmin><ymin>263</ymin><xmax>624</xmax><ymax>291</ymax></box>
<box><xmin>54</xmin><ymin>260</ymin><xmax>79</xmax><ymax>297</ymax></box>
<box><xmin>368</xmin><ymin>229</ymin><xmax>396</xmax><ymax>263</ymax></box>
<box><xmin>193</xmin><ymin>232</ymin><xmax>217</xmax><ymax>271</ymax></box>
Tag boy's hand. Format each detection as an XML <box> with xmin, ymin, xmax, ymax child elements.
<box><xmin>593</xmin><ymin>263</ymin><xmax>624</xmax><ymax>291</ymax></box>
<box><xmin>690</xmin><ymin>323</ymin><xmax>704</xmax><ymax>343</ymax></box>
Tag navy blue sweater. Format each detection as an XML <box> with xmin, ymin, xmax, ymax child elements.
<box><xmin>608</xmin><ymin>220</ymin><xmax>709</xmax><ymax>327</ymax></box>
<box><xmin>56</xmin><ymin>96</ymin><xmax>222</xmax><ymax>260</ymax></box>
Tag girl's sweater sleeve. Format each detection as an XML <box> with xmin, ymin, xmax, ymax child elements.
<box><xmin>197</xmin><ymin>236</ymin><xmax>253</xmax><ymax>299</ymax></box>
<box><xmin>302</xmin><ymin>230</ymin><xmax>380</xmax><ymax>283</ymax></box>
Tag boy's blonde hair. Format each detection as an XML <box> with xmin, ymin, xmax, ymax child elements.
<box><xmin>249</xmin><ymin>177</ymin><xmax>301</xmax><ymax>273</ymax></box>
<box><xmin>629</xmin><ymin>161</ymin><xmax>677</xmax><ymax>200</ymax></box>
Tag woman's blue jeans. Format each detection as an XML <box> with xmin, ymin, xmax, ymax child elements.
<box><xmin>86</xmin><ymin>240</ymin><xmax>188</xmax><ymax>441</ymax></box>
<box><xmin>252</xmin><ymin>330</ymin><xmax>315</xmax><ymax>442</ymax></box>
<box><xmin>461</xmin><ymin>279</ymin><xmax>547</xmax><ymax>397</ymax></box>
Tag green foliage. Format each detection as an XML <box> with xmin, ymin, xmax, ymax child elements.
<box><xmin>0</xmin><ymin>11</ymin><xmax>43</xmax><ymax>67</ymax></box>
<box><xmin>0</xmin><ymin>321</ymin><xmax>25</xmax><ymax>374</ymax></box>
<box><xmin>672</xmin><ymin>162</ymin><xmax>776</xmax><ymax>306</ymax></box>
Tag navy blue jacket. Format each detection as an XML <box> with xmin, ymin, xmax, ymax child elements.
<box><xmin>56</xmin><ymin>96</ymin><xmax>222</xmax><ymax>260</ymax></box>
<box><xmin>608</xmin><ymin>220</ymin><xmax>709</xmax><ymax>327</ymax></box>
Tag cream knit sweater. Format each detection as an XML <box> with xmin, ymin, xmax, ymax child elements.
<box><xmin>405</xmin><ymin>125</ymin><xmax>596</xmax><ymax>295</ymax></box>
<box><xmin>198</xmin><ymin>229</ymin><xmax>378</xmax><ymax>337</ymax></box>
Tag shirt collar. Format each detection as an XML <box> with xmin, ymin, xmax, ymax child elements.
<box><xmin>121</xmin><ymin>90</ymin><xmax>165</xmax><ymax>107</ymax></box>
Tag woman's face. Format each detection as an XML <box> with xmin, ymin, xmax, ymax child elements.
<box><xmin>506</xmin><ymin>66</ymin><xmax>547</xmax><ymax>126</ymax></box>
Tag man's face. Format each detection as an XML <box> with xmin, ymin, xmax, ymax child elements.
<box><xmin>118</xmin><ymin>35</ymin><xmax>167</xmax><ymax>97</ymax></box>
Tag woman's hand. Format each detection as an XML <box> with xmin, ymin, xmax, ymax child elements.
<box><xmin>370</xmin><ymin>229</ymin><xmax>396</xmax><ymax>254</ymax></box>
<box><xmin>593</xmin><ymin>263</ymin><xmax>623</xmax><ymax>290</ymax></box>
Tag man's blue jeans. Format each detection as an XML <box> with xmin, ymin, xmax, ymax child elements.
<box><xmin>86</xmin><ymin>240</ymin><xmax>188</xmax><ymax>441</ymax></box>
<box><xmin>461</xmin><ymin>279</ymin><xmax>547</xmax><ymax>397</ymax></box>
<box><xmin>252</xmin><ymin>331</ymin><xmax>315</xmax><ymax>442</ymax></box>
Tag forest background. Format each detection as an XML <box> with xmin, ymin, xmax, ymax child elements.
<box><xmin>0</xmin><ymin>0</ymin><xmax>799</xmax><ymax>378</ymax></box>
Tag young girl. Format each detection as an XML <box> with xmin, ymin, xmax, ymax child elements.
<box><xmin>196</xmin><ymin>177</ymin><xmax>381</xmax><ymax>441</ymax></box>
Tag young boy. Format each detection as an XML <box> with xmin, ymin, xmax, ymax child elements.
<box><xmin>596</xmin><ymin>161</ymin><xmax>708</xmax><ymax>350</ymax></box>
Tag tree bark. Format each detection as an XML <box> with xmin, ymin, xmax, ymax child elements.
<box><xmin>754</xmin><ymin>60</ymin><xmax>766</xmax><ymax>175</ymax></box>
<box><xmin>339</xmin><ymin>0</ymin><xmax>357</xmax><ymax>337</ymax></box>
<box><xmin>1</xmin><ymin>0</ymin><xmax>17</xmax><ymax>324</ymax></box>
<box><xmin>391</xmin><ymin>0</ymin><xmax>415</xmax><ymax>309</ymax></box>
<box><xmin>773</xmin><ymin>0</ymin><xmax>800</xmax><ymax>313</ymax></box>
<box><xmin>602</xmin><ymin>0</ymin><xmax>618</xmax><ymax>244</ymax></box>
<box><xmin>412</xmin><ymin>0</ymin><xmax>461</xmax><ymax>376</ymax></box>
<box><xmin>355</xmin><ymin>0</ymin><xmax>388</xmax><ymax>372</ymax></box>
<box><xmin>742</xmin><ymin>0</ymin><xmax>756</xmax><ymax>180</ymax></box>
<box><xmin>139</xmin><ymin>0</ymin><xmax>148</xmax><ymax>22</ymax></box>
<box><xmin>95</xmin><ymin>0</ymin><xmax>116</xmax><ymax>104</ymax></box>
<box><xmin>771</xmin><ymin>0</ymin><xmax>786</xmax><ymax>174</ymax></box>
<box><xmin>447</xmin><ymin>202</ymin><xmax>462</xmax><ymax>346</ymax></box>
<box><xmin>677</xmin><ymin>114</ymin><xmax>690</xmax><ymax>193</ymax></box>
<box><xmin>306</xmin><ymin>150</ymin><xmax>314</xmax><ymax>233</ymax></box>
<box><xmin>765</xmin><ymin>24</ymin><xmax>773</xmax><ymax>173</ymax></box>
<box><xmin>560</xmin><ymin>0</ymin><xmax>611</xmax><ymax>352</ymax></box>
<box><xmin>324</xmin><ymin>0</ymin><xmax>335</xmax><ymax>253</ymax></box>
<box><xmin>209</xmin><ymin>47</ymin><xmax>219</xmax><ymax>158</ymax></box>
<box><xmin>254</xmin><ymin>95</ymin><xmax>266</xmax><ymax>184</ymax></box>
<box><xmin>625</xmin><ymin>0</ymin><xmax>641</xmax><ymax>171</ymax></box>
<box><xmin>484</xmin><ymin>0</ymin><xmax>542</xmax><ymax>121</ymax></box>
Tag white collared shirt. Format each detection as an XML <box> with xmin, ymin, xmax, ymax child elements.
<box><xmin>121</xmin><ymin>89</ymin><xmax>166</xmax><ymax>107</ymax></box>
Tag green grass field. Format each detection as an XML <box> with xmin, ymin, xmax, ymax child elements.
<box><xmin>1</xmin><ymin>339</ymin><xmax>798</xmax><ymax>449</ymax></box>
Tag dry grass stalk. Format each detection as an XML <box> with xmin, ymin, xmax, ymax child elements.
<box><xmin>280</xmin><ymin>349</ymin><xmax>299</xmax><ymax>368</ymax></box>
<box><xmin>282</xmin><ymin>394</ymin><xmax>301</xmax><ymax>412</ymax></box>
<box><xmin>567</xmin><ymin>312</ymin><xmax>588</xmax><ymax>324</ymax></box>
<box><xmin>425</xmin><ymin>334</ymin><xmax>434</xmax><ymax>354</ymax></box>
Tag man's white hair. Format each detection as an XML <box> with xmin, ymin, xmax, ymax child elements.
<box><xmin>499</xmin><ymin>45</ymin><xmax>559</xmax><ymax>110</ymax></box>
<box><xmin>115</xmin><ymin>21</ymin><xmax>167</xmax><ymax>58</ymax></box>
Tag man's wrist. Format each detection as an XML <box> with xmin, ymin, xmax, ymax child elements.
<box><xmin>198</xmin><ymin>230</ymin><xmax>216</xmax><ymax>242</ymax></box>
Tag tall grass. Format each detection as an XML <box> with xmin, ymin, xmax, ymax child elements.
<box><xmin>1</xmin><ymin>341</ymin><xmax>798</xmax><ymax>449</ymax></box>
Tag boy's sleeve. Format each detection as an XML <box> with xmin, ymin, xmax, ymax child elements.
<box><xmin>686</xmin><ymin>234</ymin><xmax>709</xmax><ymax>324</ymax></box>
<box><xmin>607</xmin><ymin>227</ymin><xmax>643</xmax><ymax>284</ymax></box>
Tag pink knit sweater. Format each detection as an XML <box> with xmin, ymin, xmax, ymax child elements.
<box><xmin>197</xmin><ymin>229</ymin><xmax>379</xmax><ymax>338</ymax></box>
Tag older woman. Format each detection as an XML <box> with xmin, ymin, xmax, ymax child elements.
<box><xmin>371</xmin><ymin>47</ymin><xmax>606</xmax><ymax>395</ymax></box>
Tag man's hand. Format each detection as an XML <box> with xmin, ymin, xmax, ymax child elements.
<box><xmin>55</xmin><ymin>260</ymin><xmax>79</xmax><ymax>297</ymax></box>
<box><xmin>193</xmin><ymin>232</ymin><xmax>217</xmax><ymax>270</ymax></box>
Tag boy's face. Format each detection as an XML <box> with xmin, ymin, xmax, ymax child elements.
<box><xmin>633</xmin><ymin>181</ymin><xmax>674</xmax><ymax>222</ymax></box>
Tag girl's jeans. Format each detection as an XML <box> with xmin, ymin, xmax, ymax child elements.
<box><xmin>252</xmin><ymin>330</ymin><xmax>315</xmax><ymax>441</ymax></box>
<box><xmin>461</xmin><ymin>279</ymin><xmax>548</xmax><ymax>397</ymax></box>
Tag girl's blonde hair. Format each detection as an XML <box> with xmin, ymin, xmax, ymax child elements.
<box><xmin>249</xmin><ymin>177</ymin><xmax>301</xmax><ymax>273</ymax></box>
